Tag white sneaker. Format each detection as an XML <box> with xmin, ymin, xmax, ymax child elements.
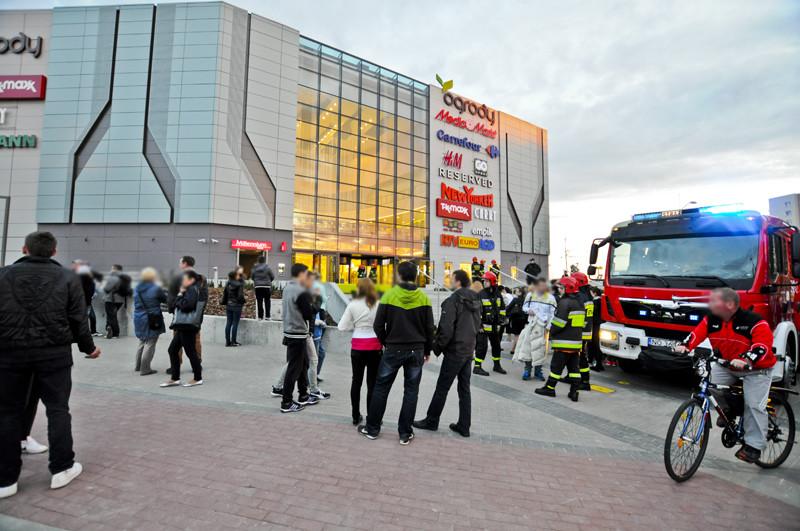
<box><xmin>51</xmin><ymin>462</ymin><xmax>82</xmax><ymax>490</ymax></box>
<box><xmin>0</xmin><ymin>483</ymin><xmax>17</xmax><ymax>499</ymax></box>
<box><xmin>21</xmin><ymin>436</ymin><xmax>48</xmax><ymax>454</ymax></box>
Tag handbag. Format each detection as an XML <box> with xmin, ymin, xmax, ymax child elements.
<box><xmin>137</xmin><ymin>289</ymin><xmax>164</xmax><ymax>330</ymax></box>
<box><xmin>170</xmin><ymin>286</ymin><xmax>206</xmax><ymax>329</ymax></box>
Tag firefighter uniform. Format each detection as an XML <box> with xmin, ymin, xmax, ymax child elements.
<box><xmin>536</xmin><ymin>280</ymin><xmax>585</xmax><ymax>401</ymax></box>
<box><xmin>576</xmin><ymin>284</ymin><xmax>594</xmax><ymax>390</ymax></box>
<box><xmin>489</xmin><ymin>261</ymin><xmax>501</xmax><ymax>278</ymax></box>
<box><xmin>368</xmin><ymin>265</ymin><xmax>378</xmax><ymax>282</ymax></box>
<box><xmin>357</xmin><ymin>265</ymin><xmax>367</xmax><ymax>279</ymax></box>
<box><xmin>471</xmin><ymin>260</ymin><xmax>482</xmax><ymax>282</ymax></box>
<box><xmin>474</xmin><ymin>280</ymin><xmax>507</xmax><ymax>375</ymax></box>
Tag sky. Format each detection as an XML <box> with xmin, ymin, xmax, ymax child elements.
<box><xmin>23</xmin><ymin>0</ymin><xmax>800</xmax><ymax>274</ymax></box>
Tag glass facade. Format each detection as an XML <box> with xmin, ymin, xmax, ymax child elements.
<box><xmin>293</xmin><ymin>37</ymin><xmax>429</xmax><ymax>258</ymax></box>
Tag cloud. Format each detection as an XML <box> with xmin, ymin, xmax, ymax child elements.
<box><xmin>19</xmin><ymin>0</ymin><xmax>800</xmax><ymax>273</ymax></box>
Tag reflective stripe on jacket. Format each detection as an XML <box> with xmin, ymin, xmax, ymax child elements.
<box><xmin>549</xmin><ymin>293</ymin><xmax>584</xmax><ymax>351</ymax></box>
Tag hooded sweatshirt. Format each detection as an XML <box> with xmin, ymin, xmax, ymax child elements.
<box><xmin>373</xmin><ymin>282</ymin><xmax>434</xmax><ymax>352</ymax></box>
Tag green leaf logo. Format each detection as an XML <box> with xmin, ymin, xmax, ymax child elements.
<box><xmin>435</xmin><ymin>74</ymin><xmax>453</xmax><ymax>93</ymax></box>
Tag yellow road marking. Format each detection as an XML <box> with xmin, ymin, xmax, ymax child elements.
<box><xmin>618</xmin><ymin>381</ymin><xmax>630</xmax><ymax>385</ymax></box>
<box><xmin>590</xmin><ymin>385</ymin><xmax>615</xmax><ymax>393</ymax></box>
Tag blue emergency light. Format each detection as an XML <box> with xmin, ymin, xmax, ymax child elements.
<box><xmin>632</xmin><ymin>203</ymin><xmax>746</xmax><ymax>221</ymax></box>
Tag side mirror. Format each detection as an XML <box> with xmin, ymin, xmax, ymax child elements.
<box><xmin>587</xmin><ymin>265</ymin><xmax>597</xmax><ymax>276</ymax></box>
<box><xmin>589</xmin><ymin>243</ymin><xmax>599</xmax><ymax>265</ymax></box>
<box><xmin>792</xmin><ymin>232</ymin><xmax>800</xmax><ymax>263</ymax></box>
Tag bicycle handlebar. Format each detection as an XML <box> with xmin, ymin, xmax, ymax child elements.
<box><xmin>679</xmin><ymin>346</ymin><xmax>754</xmax><ymax>372</ymax></box>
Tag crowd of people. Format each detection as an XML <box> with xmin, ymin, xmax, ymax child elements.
<box><xmin>0</xmin><ymin>228</ymin><xmax>781</xmax><ymax>499</ymax></box>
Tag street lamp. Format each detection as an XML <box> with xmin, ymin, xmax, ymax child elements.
<box><xmin>681</xmin><ymin>201</ymin><xmax>697</xmax><ymax>209</ymax></box>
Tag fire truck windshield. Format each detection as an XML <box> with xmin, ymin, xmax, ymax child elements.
<box><xmin>609</xmin><ymin>234</ymin><xmax>758</xmax><ymax>290</ymax></box>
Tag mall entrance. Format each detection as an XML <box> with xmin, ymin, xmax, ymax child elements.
<box><xmin>291</xmin><ymin>252</ymin><xmax>431</xmax><ymax>288</ymax></box>
<box><xmin>236</xmin><ymin>250</ymin><xmax>267</xmax><ymax>279</ymax></box>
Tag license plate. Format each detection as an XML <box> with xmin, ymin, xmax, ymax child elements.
<box><xmin>648</xmin><ymin>337</ymin><xmax>678</xmax><ymax>348</ymax></box>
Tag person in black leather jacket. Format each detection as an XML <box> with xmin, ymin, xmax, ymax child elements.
<box><xmin>0</xmin><ymin>231</ymin><xmax>100</xmax><ymax>499</ymax></box>
<box><xmin>222</xmin><ymin>270</ymin><xmax>246</xmax><ymax>346</ymax></box>
<box><xmin>413</xmin><ymin>270</ymin><xmax>481</xmax><ymax>437</ymax></box>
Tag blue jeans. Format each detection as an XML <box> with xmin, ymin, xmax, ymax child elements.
<box><xmin>365</xmin><ymin>348</ymin><xmax>424</xmax><ymax>437</ymax></box>
<box><xmin>225</xmin><ymin>307</ymin><xmax>241</xmax><ymax>345</ymax></box>
<box><xmin>314</xmin><ymin>337</ymin><xmax>326</xmax><ymax>375</ymax></box>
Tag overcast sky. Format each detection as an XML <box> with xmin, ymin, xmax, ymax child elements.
<box><xmin>26</xmin><ymin>0</ymin><xmax>800</xmax><ymax>274</ymax></box>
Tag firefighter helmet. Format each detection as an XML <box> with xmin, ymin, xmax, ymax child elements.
<box><xmin>481</xmin><ymin>272</ymin><xmax>498</xmax><ymax>286</ymax></box>
<box><xmin>570</xmin><ymin>271</ymin><xmax>589</xmax><ymax>286</ymax></box>
<box><xmin>558</xmin><ymin>276</ymin><xmax>579</xmax><ymax>293</ymax></box>
<box><xmin>480</xmin><ymin>259</ymin><xmax>485</xmax><ymax>264</ymax></box>
<box><xmin>472</xmin><ymin>256</ymin><xmax>478</xmax><ymax>262</ymax></box>
<box><xmin>491</xmin><ymin>259</ymin><xmax>497</xmax><ymax>265</ymax></box>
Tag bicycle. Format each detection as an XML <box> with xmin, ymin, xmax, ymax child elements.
<box><xmin>663</xmin><ymin>347</ymin><xmax>797</xmax><ymax>482</ymax></box>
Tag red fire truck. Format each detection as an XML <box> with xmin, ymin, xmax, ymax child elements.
<box><xmin>587</xmin><ymin>204</ymin><xmax>798</xmax><ymax>386</ymax></box>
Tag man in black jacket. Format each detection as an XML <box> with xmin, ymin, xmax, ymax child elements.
<box><xmin>413</xmin><ymin>270</ymin><xmax>481</xmax><ymax>437</ymax></box>
<box><xmin>523</xmin><ymin>257</ymin><xmax>541</xmax><ymax>285</ymax></box>
<box><xmin>0</xmin><ymin>231</ymin><xmax>100</xmax><ymax>499</ymax></box>
<box><xmin>359</xmin><ymin>261</ymin><xmax>434</xmax><ymax>445</ymax></box>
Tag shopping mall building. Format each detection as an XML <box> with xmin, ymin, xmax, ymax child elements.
<box><xmin>0</xmin><ymin>2</ymin><xmax>549</xmax><ymax>286</ymax></box>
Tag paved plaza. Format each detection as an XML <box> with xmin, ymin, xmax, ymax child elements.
<box><xmin>1</xmin><ymin>333</ymin><xmax>798</xmax><ymax>530</ymax></box>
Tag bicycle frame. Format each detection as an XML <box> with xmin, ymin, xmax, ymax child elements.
<box><xmin>681</xmin><ymin>365</ymin><xmax>745</xmax><ymax>445</ymax></box>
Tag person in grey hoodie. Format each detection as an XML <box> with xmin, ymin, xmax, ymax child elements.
<box><xmin>250</xmin><ymin>256</ymin><xmax>275</xmax><ymax>320</ymax></box>
<box><xmin>102</xmin><ymin>265</ymin><xmax>129</xmax><ymax>339</ymax></box>
<box><xmin>413</xmin><ymin>269</ymin><xmax>481</xmax><ymax>438</ymax></box>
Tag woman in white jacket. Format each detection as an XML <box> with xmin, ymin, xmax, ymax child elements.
<box><xmin>338</xmin><ymin>278</ymin><xmax>382</xmax><ymax>425</ymax></box>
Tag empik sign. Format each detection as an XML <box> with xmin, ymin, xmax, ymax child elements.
<box><xmin>0</xmin><ymin>75</ymin><xmax>46</xmax><ymax>100</ymax></box>
<box><xmin>231</xmin><ymin>239</ymin><xmax>271</xmax><ymax>251</ymax></box>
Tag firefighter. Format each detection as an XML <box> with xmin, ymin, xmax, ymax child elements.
<box><xmin>473</xmin><ymin>272</ymin><xmax>508</xmax><ymax>376</ymax></box>
<box><xmin>357</xmin><ymin>264</ymin><xmax>367</xmax><ymax>279</ymax></box>
<box><xmin>571</xmin><ymin>271</ymin><xmax>593</xmax><ymax>391</ymax></box>
<box><xmin>471</xmin><ymin>257</ymin><xmax>482</xmax><ymax>282</ymax></box>
<box><xmin>479</xmin><ymin>260</ymin><xmax>486</xmax><ymax>277</ymax></box>
<box><xmin>489</xmin><ymin>259</ymin><xmax>501</xmax><ymax>278</ymax></box>
<box><xmin>368</xmin><ymin>262</ymin><xmax>378</xmax><ymax>282</ymax></box>
<box><xmin>535</xmin><ymin>277</ymin><xmax>584</xmax><ymax>402</ymax></box>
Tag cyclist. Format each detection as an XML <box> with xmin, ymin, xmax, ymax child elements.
<box><xmin>675</xmin><ymin>287</ymin><xmax>775</xmax><ymax>463</ymax></box>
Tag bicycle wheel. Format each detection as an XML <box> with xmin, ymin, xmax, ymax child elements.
<box><xmin>664</xmin><ymin>398</ymin><xmax>711</xmax><ymax>482</ymax></box>
<box><xmin>756</xmin><ymin>393</ymin><xmax>795</xmax><ymax>469</ymax></box>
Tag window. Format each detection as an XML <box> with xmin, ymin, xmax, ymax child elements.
<box><xmin>769</xmin><ymin>233</ymin><xmax>788</xmax><ymax>281</ymax></box>
<box><xmin>292</xmin><ymin>37</ymin><xmax>430</xmax><ymax>256</ymax></box>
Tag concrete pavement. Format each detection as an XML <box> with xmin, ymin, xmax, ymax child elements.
<box><xmin>1</xmin><ymin>333</ymin><xmax>798</xmax><ymax>530</ymax></box>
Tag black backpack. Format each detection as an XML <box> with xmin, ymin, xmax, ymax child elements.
<box><xmin>116</xmin><ymin>274</ymin><xmax>133</xmax><ymax>297</ymax></box>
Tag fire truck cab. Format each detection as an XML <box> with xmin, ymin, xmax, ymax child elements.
<box><xmin>587</xmin><ymin>204</ymin><xmax>799</xmax><ymax>386</ymax></box>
